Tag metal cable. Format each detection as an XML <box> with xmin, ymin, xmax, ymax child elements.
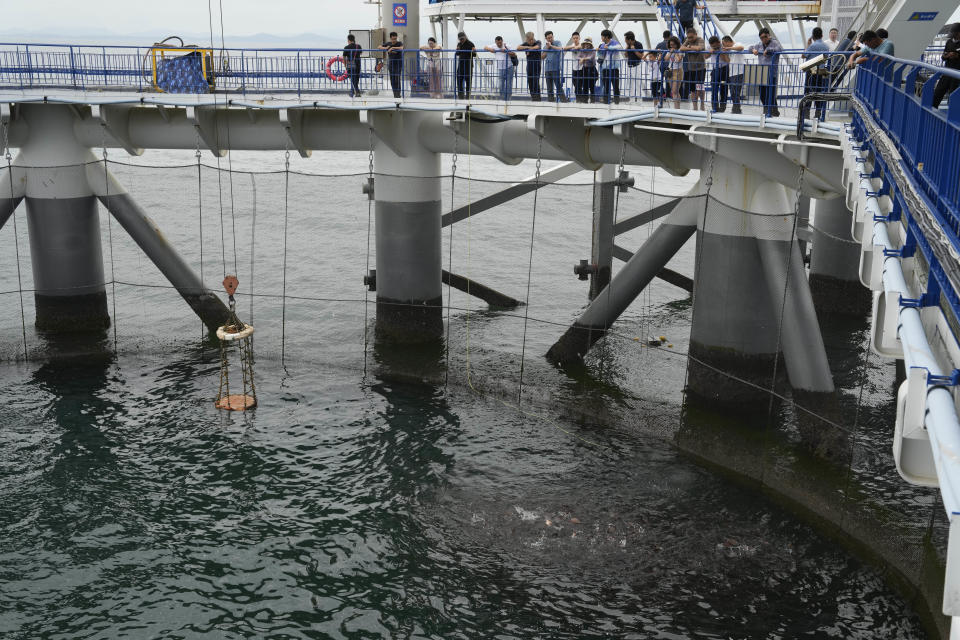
<box><xmin>517</xmin><ymin>135</ymin><xmax>543</xmax><ymax>405</ymax></box>
<box><xmin>3</xmin><ymin>122</ymin><xmax>27</xmax><ymax>360</ymax></box>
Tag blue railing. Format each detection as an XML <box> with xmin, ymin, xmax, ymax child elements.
<box><xmin>0</xmin><ymin>43</ymin><xmax>855</xmax><ymax>115</ymax></box>
<box><xmin>851</xmin><ymin>53</ymin><xmax>960</xmax><ymax>323</ymax></box>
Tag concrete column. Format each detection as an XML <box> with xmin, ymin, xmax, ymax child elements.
<box><xmin>373</xmin><ymin>112</ymin><xmax>443</xmax><ymax>342</ymax></box>
<box><xmin>590</xmin><ymin>164</ymin><xmax>616</xmax><ymax>299</ymax></box>
<box><xmin>809</xmin><ymin>196</ymin><xmax>870</xmax><ymax>315</ymax></box>
<box><xmin>17</xmin><ymin>105</ymin><xmax>109</xmax><ymax>332</ymax></box>
<box><xmin>689</xmin><ymin>158</ymin><xmax>834</xmax><ymax>403</ymax></box>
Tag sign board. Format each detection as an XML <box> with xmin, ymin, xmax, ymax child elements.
<box><xmin>907</xmin><ymin>11</ymin><xmax>939</xmax><ymax>21</ymax></box>
<box><xmin>349</xmin><ymin>29</ymin><xmax>372</xmax><ymax>55</ymax></box>
<box><xmin>392</xmin><ymin>3</ymin><xmax>407</xmax><ymax>27</ymax></box>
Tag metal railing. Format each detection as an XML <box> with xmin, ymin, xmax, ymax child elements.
<box><xmin>0</xmin><ymin>43</ymin><xmax>857</xmax><ymax>114</ymax></box>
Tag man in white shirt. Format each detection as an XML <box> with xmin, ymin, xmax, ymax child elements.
<box><xmin>484</xmin><ymin>36</ymin><xmax>516</xmax><ymax>100</ymax></box>
<box><xmin>826</xmin><ymin>28</ymin><xmax>841</xmax><ymax>51</ymax></box>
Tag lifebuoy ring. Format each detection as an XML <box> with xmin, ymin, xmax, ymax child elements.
<box><xmin>325</xmin><ymin>56</ymin><xmax>348</xmax><ymax>82</ymax></box>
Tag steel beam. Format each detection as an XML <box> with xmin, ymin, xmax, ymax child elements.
<box><xmin>441</xmin><ymin>161</ymin><xmax>581</xmax><ymax>227</ymax></box>
<box><xmin>546</xmin><ymin>197</ymin><xmax>697</xmax><ymax>365</ymax></box>
<box><xmin>87</xmin><ymin>164</ymin><xmax>230</xmax><ymax>332</ymax></box>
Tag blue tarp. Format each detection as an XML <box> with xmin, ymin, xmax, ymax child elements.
<box><xmin>156</xmin><ymin>52</ymin><xmax>210</xmax><ymax>93</ymax></box>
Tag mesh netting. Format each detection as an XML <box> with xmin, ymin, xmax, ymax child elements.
<box><xmin>0</xmin><ymin>152</ymin><xmax>946</xmax><ymax>628</ymax></box>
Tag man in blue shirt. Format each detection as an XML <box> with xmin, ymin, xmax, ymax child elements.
<box><xmin>802</xmin><ymin>27</ymin><xmax>831</xmax><ymax>121</ymax></box>
<box><xmin>848</xmin><ymin>30</ymin><xmax>894</xmax><ymax>67</ymax></box>
<box><xmin>542</xmin><ymin>31</ymin><xmax>568</xmax><ymax>102</ymax></box>
<box><xmin>675</xmin><ymin>0</ymin><xmax>696</xmax><ymax>33</ymax></box>
<box><xmin>750</xmin><ymin>27</ymin><xmax>783</xmax><ymax>117</ymax></box>
<box><xmin>598</xmin><ymin>29</ymin><xmax>622</xmax><ymax>104</ymax></box>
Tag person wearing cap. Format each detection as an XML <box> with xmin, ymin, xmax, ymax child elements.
<box><xmin>577</xmin><ymin>37</ymin><xmax>598</xmax><ymax>102</ymax></box>
<box><xmin>455</xmin><ymin>31</ymin><xmax>476</xmax><ymax>99</ymax></box>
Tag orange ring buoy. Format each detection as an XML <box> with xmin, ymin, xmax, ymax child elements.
<box><xmin>325</xmin><ymin>56</ymin><xmax>348</xmax><ymax>82</ymax></box>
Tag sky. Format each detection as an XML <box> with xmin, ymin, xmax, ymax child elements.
<box><xmin>1</xmin><ymin>1</ymin><xmax>958</xmax><ymax>48</ymax></box>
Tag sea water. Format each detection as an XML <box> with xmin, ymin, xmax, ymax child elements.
<box><xmin>0</xmin><ymin>150</ymin><xmax>933</xmax><ymax>637</ymax></box>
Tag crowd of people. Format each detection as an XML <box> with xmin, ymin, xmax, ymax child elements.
<box><xmin>333</xmin><ymin>15</ymin><xmax>959</xmax><ymax>117</ymax></box>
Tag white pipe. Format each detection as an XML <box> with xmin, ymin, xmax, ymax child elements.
<box><xmin>867</xmin><ymin>169</ymin><xmax>960</xmax><ymax>516</ymax></box>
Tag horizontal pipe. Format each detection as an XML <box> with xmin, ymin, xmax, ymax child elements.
<box><xmin>869</xmin><ymin>178</ymin><xmax>960</xmax><ymax>516</ymax></box>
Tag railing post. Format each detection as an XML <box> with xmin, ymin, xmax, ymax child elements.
<box><xmin>25</xmin><ymin>44</ymin><xmax>32</xmax><ymax>88</ymax></box>
<box><xmin>102</xmin><ymin>46</ymin><xmax>108</xmax><ymax>87</ymax></box>
<box><xmin>68</xmin><ymin>46</ymin><xmax>76</xmax><ymax>88</ymax></box>
<box><xmin>297</xmin><ymin>51</ymin><xmax>302</xmax><ymax>98</ymax></box>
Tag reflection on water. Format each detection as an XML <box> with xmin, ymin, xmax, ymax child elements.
<box><xmin>0</xmin><ymin>345</ymin><xmax>933</xmax><ymax>638</ymax></box>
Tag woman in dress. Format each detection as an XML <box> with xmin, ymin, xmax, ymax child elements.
<box><xmin>420</xmin><ymin>37</ymin><xmax>443</xmax><ymax>98</ymax></box>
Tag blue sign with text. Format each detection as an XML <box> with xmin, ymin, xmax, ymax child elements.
<box><xmin>392</xmin><ymin>3</ymin><xmax>407</xmax><ymax>27</ymax></box>
<box><xmin>908</xmin><ymin>11</ymin><xmax>939</xmax><ymax>21</ymax></box>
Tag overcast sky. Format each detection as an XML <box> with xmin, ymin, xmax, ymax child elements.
<box><xmin>0</xmin><ymin>1</ymin><xmax>380</xmax><ymax>39</ymax></box>
<box><xmin>1</xmin><ymin>1</ymin><xmax>958</xmax><ymax>47</ymax></box>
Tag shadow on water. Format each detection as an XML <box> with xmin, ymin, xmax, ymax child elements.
<box><xmin>31</xmin><ymin>331</ymin><xmax>121</xmax><ymax>486</ymax></box>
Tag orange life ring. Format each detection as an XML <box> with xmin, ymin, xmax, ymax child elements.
<box><xmin>325</xmin><ymin>56</ymin><xmax>348</xmax><ymax>82</ymax></box>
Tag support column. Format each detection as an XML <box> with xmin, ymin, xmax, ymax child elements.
<box><xmin>17</xmin><ymin>105</ymin><xmax>109</xmax><ymax>332</ymax></box>
<box><xmin>547</xmin><ymin>196</ymin><xmax>698</xmax><ymax>365</ymax></box>
<box><xmin>689</xmin><ymin>159</ymin><xmax>834</xmax><ymax>403</ymax></box>
<box><xmin>809</xmin><ymin>197</ymin><xmax>870</xmax><ymax>315</ymax></box>
<box><xmin>372</xmin><ymin>113</ymin><xmax>443</xmax><ymax>342</ymax></box>
<box><xmin>88</xmin><ymin>165</ymin><xmax>230</xmax><ymax>333</ymax></box>
<box><xmin>590</xmin><ymin>164</ymin><xmax>616</xmax><ymax>299</ymax></box>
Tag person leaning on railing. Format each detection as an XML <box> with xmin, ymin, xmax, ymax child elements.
<box><xmin>516</xmin><ymin>32</ymin><xmax>543</xmax><ymax>102</ymax></box>
<box><xmin>802</xmin><ymin>27</ymin><xmax>831</xmax><ymax>122</ymax></box>
<box><xmin>664</xmin><ymin>36</ymin><xmax>684</xmax><ymax>108</ymax></box>
<box><xmin>933</xmin><ymin>23</ymin><xmax>960</xmax><ymax>109</ymax></box>
<box><xmin>420</xmin><ymin>37</ymin><xmax>442</xmax><ymax>99</ymax></box>
<box><xmin>455</xmin><ymin>32</ymin><xmax>476</xmax><ymax>100</ymax></box>
<box><xmin>680</xmin><ymin>26</ymin><xmax>707</xmax><ymax>110</ymax></box>
<box><xmin>848</xmin><ymin>30</ymin><xmax>894</xmax><ymax>68</ymax></box>
<box><xmin>578</xmin><ymin>38</ymin><xmax>599</xmax><ymax>103</ymax></box>
<box><xmin>484</xmin><ymin>36</ymin><xmax>516</xmax><ymax>101</ymax></box>
<box><xmin>565</xmin><ymin>32</ymin><xmax>584</xmax><ymax>103</ymax></box>
<box><xmin>379</xmin><ymin>32</ymin><xmax>405</xmax><ymax>98</ymax></box>
<box><xmin>598</xmin><ymin>29</ymin><xmax>623</xmax><ymax>105</ymax></box>
<box><xmin>542</xmin><ymin>31</ymin><xmax>568</xmax><ymax>103</ymax></box>
<box><xmin>623</xmin><ymin>31</ymin><xmax>643</xmax><ymax>103</ymax></box>
<box><xmin>750</xmin><ymin>27</ymin><xmax>782</xmax><ymax>117</ymax></box>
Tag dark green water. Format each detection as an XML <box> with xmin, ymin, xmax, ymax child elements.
<box><xmin>0</xmin><ymin>154</ymin><xmax>935</xmax><ymax>637</ymax></box>
<box><xmin>0</xmin><ymin>342</ymin><xmax>928</xmax><ymax>639</ymax></box>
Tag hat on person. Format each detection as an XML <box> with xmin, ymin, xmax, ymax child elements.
<box><xmin>458</xmin><ymin>31</ymin><xmax>466</xmax><ymax>38</ymax></box>
<box><xmin>583</xmin><ymin>37</ymin><xmax>593</xmax><ymax>43</ymax></box>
